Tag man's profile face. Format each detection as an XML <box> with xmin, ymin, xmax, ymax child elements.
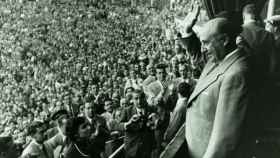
<box><xmin>200</xmin><ymin>30</ymin><xmax>226</xmax><ymax>62</ymax></box>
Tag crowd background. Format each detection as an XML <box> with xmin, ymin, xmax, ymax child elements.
<box><xmin>0</xmin><ymin>0</ymin><xmax>206</xmax><ymax>154</ymax></box>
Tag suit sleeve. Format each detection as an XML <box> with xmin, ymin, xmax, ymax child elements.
<box><xmin>111</xmin><ymin>108</ymin><xmax>128</xmax><ymax>131</ymax></box>
<box><xmin>203</xmin><ymin>70</ymin><xmax>249</xmax><ymax>158</ymax></box>
<box><xmin>164</xmin><ymin>105</ymin><xmax>186</xmax><ymax>143</ymax></box>
<box><xmin>44</xmin><ymin>133</ymin><xmax>64</xmax><ymax>154</ymax></box>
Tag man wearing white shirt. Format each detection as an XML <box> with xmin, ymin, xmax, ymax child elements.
<box><xmin>21</xmin><ymin>121</ymin><xmax>52</xmax><ymax>158</ymax></box>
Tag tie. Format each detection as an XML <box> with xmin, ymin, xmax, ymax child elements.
<box><xmin>42</xmin><ymin>144</ymin><xmax>49</xmax><ymax>158</ymax></box>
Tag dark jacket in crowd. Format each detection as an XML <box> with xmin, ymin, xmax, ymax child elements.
<box><xmin>114</xmin><ymin>105</ymin><xmax>155</xmax><ymax>158</ymax></box>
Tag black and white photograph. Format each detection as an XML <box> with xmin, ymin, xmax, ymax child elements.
<box><xmin>0</xmin><ymin>0</ymin><xmax>279</xmax><ymax>158</ymax></box>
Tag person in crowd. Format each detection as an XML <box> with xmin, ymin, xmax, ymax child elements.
<box><xmin>146</xmin><ymin>63</ymin><xmax>171</xmax><ymax>158</ymax></box>
<box><xmin>173</xmin><ymin>63</ymin><xmax>196</xmax><ymax>92</ymax></box>
<box><xmin>0</xmin><ymin>136</ymin><xmax>19</xmax><ymax>158</ymax></box>
<box><xmin>240</xmin><ymin>4</ymin><xmax>276</xmax><ymax>78</ymax></box>
<box><xmin>163</xmin><ymin>82</ymin><xmax>190</xmax><ymax>144</ymax></box>
<box><xmin>147</xmin><ymin>63</ymin><xmax>171</xmax><ymax>106</ymax></box>
<box><xmin>101</xmin><ymin>98</ymin><xmax>122</xmax><ymax>131</ymax></box>
<box><xmin>266</xmin><ymin>15</ymin><xmax>280</xmax><ymax>77</ymax></box>
<box><xmin>142</xmin><ymin>63</ymin><xmax>156</xmax><ymax>94</ymax></box>
<box><xmin>46</xmin><ymin>109</ymin><xmax>69</xmax><ymax>139</ymax></box>
<box><xmin>125</xmin><ymin>69</ymin><xmax>143</xmax><ymax>91</ymax></box>
<box><xmin>83</xmin><ymin>102</ymin><xmax>110</xmax><ymax>157</ymax></box>
<box><xmin>45</xmin><ymin>110</ymin><xmax>69</xmax><ymax>158</ymax></box>
<box><xmin>113</xmin><ymin>89</ymin><xmax>155</xmax><ymax>158</ymax></box>
<box><xmin>59</xmin><ymin>117</ymin><xmax>100</xmax><ymax>158</ymax></box>
<box><xmin>20</xmin><ymin>121</ymin><xmax>52</xmax><ymax>158</ymax></box>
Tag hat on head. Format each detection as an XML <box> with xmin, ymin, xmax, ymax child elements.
<box><xmin>155</xmin><ymin>63</ymin><xmax>167</xmax><ymax>69</ymax></box>
<box><xmin>51</xmin><ymin>109</ymin><xmax>68</xmax><ymax>121</ymax></box>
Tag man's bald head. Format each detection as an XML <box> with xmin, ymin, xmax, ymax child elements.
<box><xmin>199</xmin><ymin>17</ymin><xmax>242</xmax><ymax>61</ymax></box>
<box><xmin>201</xmin><ymin>18</ymin><xmax>242</xmax><ymax>41</ymax></box>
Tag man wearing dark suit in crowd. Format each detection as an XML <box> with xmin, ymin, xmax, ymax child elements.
<box><xmin>114</xmin><ymin>89</ymin><xmax>155</xmax><ymax>158</ymax></box>
<box><xmin>240</xmin><ymin>4</ymin><xmax>276</xmax><ymax>78</ymax></box>
<box><xmin>164</xmin><ymin>82</ymin><xmax>191</xmax><ymax>144</ymax></box>
<box><xmin>84</xmin><ymin>102</ymin><xmax>110</xmax><ymax>158</ymax></box>
<box><xmin>147</xmin><ymin>63</ymin><xmax>172</xmax><ymax>158</ymax></box>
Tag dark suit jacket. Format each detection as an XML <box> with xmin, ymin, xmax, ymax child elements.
<box><xmin>87</xmin><ymin>115</ymin><xmax>110</xmax><ymax>155</ymax></box>
<box><xmin>241</xmin><ymin>22</ymin><xmax>275</xmax><ymax>78</ymax></box>
<box><xmin>185</xmin><ymin>48</ymin><xmax>253</xmax><ymax>158</ymax></box>
<box><xmin>114</xmin><ymin>105</ymin><xmax>155</xmax><ymax>158</ymax></box>
<box><xmin>164</xmin><ymin>97</ymin><xmax>188</xmax><ymax>143</ymax></box>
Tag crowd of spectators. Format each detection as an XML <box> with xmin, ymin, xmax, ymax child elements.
<box><xmin>0</xmin><ymin>0</ymin><xmax>203</xmax><ymax>155</ymax></box>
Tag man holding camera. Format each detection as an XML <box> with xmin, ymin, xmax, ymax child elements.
<box><xmin>114</xmin><ymin>89</ymin><xmax>155</xmax><ymax>158</ymax></box>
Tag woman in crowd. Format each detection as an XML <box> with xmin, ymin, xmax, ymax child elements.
<box><xmin>61</xmin><ymin>117</ymin><xmax>101</xmax><ymax>158</ymax></box>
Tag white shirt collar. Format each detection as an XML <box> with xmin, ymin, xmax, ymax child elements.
<box><xmin>57</xmin><ymin>127</ymin><xmax>66</xmax><ymax>142</ymax></box>
<box><xmin>243</xmin><ymin>19</ymin><xmax>256</xmax><ymax>25</ymax></box>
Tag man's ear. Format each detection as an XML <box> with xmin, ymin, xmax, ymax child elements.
<box><xmin>223</xmin><ymin>35</ymin><xmax>230</xmax><ymax>47</ymax></box>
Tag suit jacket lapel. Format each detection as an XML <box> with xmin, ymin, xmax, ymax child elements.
<box><xmin>188</xmin><ymin>49</ymin><xmax>245</xmax><ymax>105</ymax></box>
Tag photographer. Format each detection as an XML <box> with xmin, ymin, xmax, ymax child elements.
<box><xmin>113</xmin><ymin>89</ymin><xmax>156</xmax><ymax>158</ymax></box>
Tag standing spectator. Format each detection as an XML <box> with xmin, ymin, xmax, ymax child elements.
<box><xmin>83</xmin><ymin>102</ymin><xmax>110</xmax><ymax>157</ymax></box>
<box><xmin>60</xmin><ymin>117</ymin><xmax>99</xmax><ymax>158</ymax></box>
<box><xmin>20</xmin><ymin>121</ymin><xmax>52</xmax><ymax>158</ymax></box>
<box><xmin>113</xmin><ymin>89</ymin><xmax>155</xmax><ymax>158</ymax></box>
<box><xmin>163</xmin><ymin>82</ymin><xmax>190</xmax><ymax>144</ymax></box>
<box><xmin>142</xmin><ymin>64</ymin><xmax>156</xmax><ymax>95</ymax></box>
<box><xmin>241</xmin><ymin>4</ymin><xmax>276</xmax><ymax>79</ymax></box>
<box><xmin>266</xmin><ymin>15</ymin><xmax>280</xmax><ymax>77</ymax></box>
<box><xmin>173</xmin><ymin>63</ymin><xmax>196</xmax><ymax>92</ymax></box>
<box><xmin>146</xmin><ymin>63</ymin><xmax>171</xmax><ymax>158</ymax></box>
